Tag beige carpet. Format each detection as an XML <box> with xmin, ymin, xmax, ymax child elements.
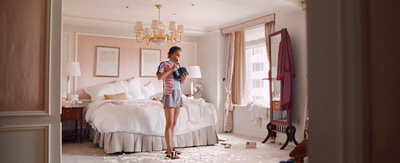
<box><xmin>62</xmin><ymin>133</ymin><xmax>295</xmax><ymax>163</ymax></box>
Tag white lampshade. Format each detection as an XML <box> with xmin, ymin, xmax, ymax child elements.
<box><xmin>151</xmin><ymin>20</ymin><xmax>159</xmax><ymax>29</ymax></box>
<box><xmin>133</xmin><ymin>25</ymin><xmax>140</xmax><ymax>34</ymax></box>
<box><xmin>136</xmin><ymin>21</ymin><xmax>143</xmax><ymax>31</ymax></box>
<box><xmin>169</xmin><ymin>21</ymin><xmax>176</xmax><ymax>31</ymax></box>
<box><xmin>177</xmin><ymin>25</ymin><xmax>184</xmax><ymax>34</ymax></box>
<box><xmin>187</xmin><ymin>66</ymin><xmax>202</xmax><ymax>78</ymax></box>
<box><xmin>62</xmin><ymin>62</ymin><xmax>81</xmax><ymax>76</ymax></box>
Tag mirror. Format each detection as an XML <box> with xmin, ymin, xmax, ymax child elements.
<box><xmin>263</xmin><ymin>28</ymin><xmax>297</xmax><ymax>149</ymax></box>
<box><xmin>269</xmin><ymin>31</ymin><xmax>288</xmax><ymax>122</ymax></box>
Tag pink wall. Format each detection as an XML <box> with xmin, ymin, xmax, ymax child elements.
<box><xmin>77</xmin><ymin>35</ymin><xmax>173</xmax><ymax>99</ymax></box>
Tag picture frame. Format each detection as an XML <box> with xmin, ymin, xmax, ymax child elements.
<box><xmin>95</xmin><ymin>46</ymin><xmax>120</xmax><ymax>77</ymax></box>
<box><xmin>140</xmin><ymin>48</ymin><xmax>161</xmax><ymax>77</ymax></box>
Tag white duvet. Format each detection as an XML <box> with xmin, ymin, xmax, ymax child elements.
<box><xmin>85</xmin><ymin>98</ymin><xmax>217</xmax><ymax>136</ymax></box>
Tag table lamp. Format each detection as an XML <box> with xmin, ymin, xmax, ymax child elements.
<box><xmin>62</xmin><ymin>62</ymin><xmax>81</xmax><ymax>101</ymax></box>
<box><xmin>187</xmin><ymin>66</ymin><xmax>202</xmax><ymax>96</ymax></box>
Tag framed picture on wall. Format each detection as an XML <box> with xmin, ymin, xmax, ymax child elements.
<box><xmin>140</xmin><ymin>48</ymin><xmax>161</xmax><ymax>77</ymax></box>
<box><xmin>95</xmin><ymin>46</ymin><xmax>120</xmax><ymax>77</ymax></box>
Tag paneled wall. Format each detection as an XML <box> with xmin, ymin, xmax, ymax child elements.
<box><xmin>75</xmin><ymin>34</ymin><xmax>172</xmax><ymax>99</ymax></box>
<box><xmin>62</xmin><ymin>25</ymin><xmax>199</xmax><ymax>99</ymax></box>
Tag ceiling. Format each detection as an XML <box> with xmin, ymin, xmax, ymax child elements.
<box><xmin>63</xmin><ymin>0</ymin><xmax>303</xmax><ymax>36</ymax></box>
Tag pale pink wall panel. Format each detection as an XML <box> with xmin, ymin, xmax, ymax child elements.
<box><xmin>0</xmin><ymin>0</ymin><xmax>47</xmax><ymax>111</ymax></box>
<box><xmin>77</xmin><ymin>35</ymin><xmax>173</xmax><ymax>99</ymax></box>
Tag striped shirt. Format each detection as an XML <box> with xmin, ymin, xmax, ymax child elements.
<box><xmin>156</xmin><ymin>60</ymin><xmax>181</xmax><ymax>94</ymax></box>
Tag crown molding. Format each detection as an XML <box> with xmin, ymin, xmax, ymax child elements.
<box><xmin>63</xmin><ymin>15</ymin><xmax>210</xmax><ymax>37</ymax></box>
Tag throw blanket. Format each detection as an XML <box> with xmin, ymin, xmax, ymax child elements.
<box><xmin>247</xmin><ymin>100</ymin><xmax>269</xmax><ymax>127</ymax></box>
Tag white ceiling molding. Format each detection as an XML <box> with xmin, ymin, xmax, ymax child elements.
<box><xmin>63</xmin><ymin>0</ymin><xmax>302</xmax><ymax>37</ymax></box>
<box><xmin>221</xmin><ymin>14</ymin><xmax>275</xmax><ymax>34</ymax></box>
<box><xmin>63</xmin><ymin>15</ymin><xmax>210</xmax><ymax>37</ymax></box>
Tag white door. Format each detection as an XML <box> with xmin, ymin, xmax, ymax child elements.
<box><xmin>0</xmin><ymin>0</ymin><xmax>62</xmax><ymax>162</ymax></box>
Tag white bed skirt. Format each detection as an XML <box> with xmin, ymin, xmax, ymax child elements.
<box><xmin>89</xmin><ymin>126</ymin><xmax>219</xmax><ymax>154</ymax></box>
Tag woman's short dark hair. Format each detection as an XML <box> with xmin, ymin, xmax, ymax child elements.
<box><xmin>168</xmin><ymin>46</ymin><xmax>182</xmax><ymax>58</ymax></box>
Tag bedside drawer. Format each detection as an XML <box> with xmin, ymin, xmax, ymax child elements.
<box><xmin>61</xmin><ymin>109</ymin><xmax>81</xmax><ymax>120</ymax></box>
<box><xmin>272</xmin><ymin>101</ymin><xmax>280</xmax><ymax>110</ymax></box>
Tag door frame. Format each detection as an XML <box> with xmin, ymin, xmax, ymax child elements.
<box><xmin>307</xmin><ymin>0</ymin><xmax>365</xmax><ymax>162</ymax></box>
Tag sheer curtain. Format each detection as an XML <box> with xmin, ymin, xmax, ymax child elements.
<box><xmin>223</xmin><ymin>33</ymin><xmax>235</xmax><ymax>132</ymax></box>
<box><xmin>265</xmin><ymin>21</ymin><xmax>275</xmax><ymax>63</ymax></box>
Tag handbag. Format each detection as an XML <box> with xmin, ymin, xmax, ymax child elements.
<box><xmin>173</xmin><ymin>67</ymin><xmax>187</xmax><ymax>80</ymax></box>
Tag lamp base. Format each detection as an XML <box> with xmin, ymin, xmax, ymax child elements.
<box><xmin>190</xmin><ymin>79</ymin><xmax>194</xmax><ymax>96</ymax></box>
<box><xmin>66</xmin><ymin>92</ymin><xmax>70</xmax><ymax>101</ymax></box>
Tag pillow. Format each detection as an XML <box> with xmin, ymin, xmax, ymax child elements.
<box><xmin>105</xmin><ymin>100</ymin><xmax>129</xmax><ymax>104</ymax></box>
<box><xmin>104</xmin><ymin>92</ymin><xmax>127</xmax><ymax>100</ymax></box>
<box><xmin>141</xmin><ymin>82</ymin><xmax>156</xmax><ymax>99</ymax></box>
<box><xmin>149</xmin><ymin>92</ymin><xmax>163</xmax><ymax>102</ymax></box>
<box><xmin>84</xmin><ymin>80</ymin><xmax>127</xmax><ymax>101</ymax></box>
<box><xmin>124</xmin><ymin>76</ymin><xmax>145</xmax><ymax>100</ymax></box>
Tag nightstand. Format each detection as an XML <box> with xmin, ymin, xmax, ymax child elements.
<box><xmin>61</xmin><ymin>104</ymin><xmax>85</xmax><ymax>143</ymax></box>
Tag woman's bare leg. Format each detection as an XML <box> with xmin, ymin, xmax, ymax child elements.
<box><xmin>164</xmin><ymin>107</ymin><xmax>175</xmax><ymax>155</ymax></box>
<box><xmin>171</xmin><ymin>107</ymin><xmax>181</xmax><ymax>144</ymax></box>
<box><xmin>171</xmin><ymin>107</ymin><xmax>181</xmax><ymax>153</ymax></box>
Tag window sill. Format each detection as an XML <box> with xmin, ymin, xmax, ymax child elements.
<box><xmin>232</xmin><ymin>104</ymin><xmax>247</xmax><ymax>111</ymax></box>
<box><xmin>232</xmin><ymin>104</ymin><xmax>247</xmax><ymax>107</ymax></box>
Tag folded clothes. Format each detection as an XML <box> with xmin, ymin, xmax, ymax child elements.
<box><xmin>173</xmin><ymin>67</ymin><xmax>188</xmax><ymax>80</ymax></box>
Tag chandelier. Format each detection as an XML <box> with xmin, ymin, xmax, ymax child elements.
<box><xmin>133</xmin><ymin>5</ymin><xmax>184</xmax><ymax>45</ymax></box>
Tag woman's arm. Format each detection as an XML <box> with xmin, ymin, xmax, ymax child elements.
<box><xmin>157</xmin><ymin>64</ymin><xmax>177</xmax><ymax>80</ymax></box>
<box><xmin>157</xmin><ymin>69</ymin><xmax>173</xmax><ymax>80</ymax></box>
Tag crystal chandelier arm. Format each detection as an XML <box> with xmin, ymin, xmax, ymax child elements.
<box><xmin>135</xmin><ymin>34</ymin><xmax>143</xmax><ymax>43</ymax></box>
<box><xmin>170</xmin><ymin>34</ymin><xmax>177</xmax><ymax>45</ymax></box>
<box><xmin>175</xmin><ymin>34</ymin><xmax>183</xmax><ymax>43</ymax></box>
<box><xmin>146</xmin><ymin>37</ymin><xmax>151</xmax><ymax>45</ymax></box>
<box><xmin>166</xmin><ymin>34</ymin><xmax>173</xmax><ymax>42</ymax></box>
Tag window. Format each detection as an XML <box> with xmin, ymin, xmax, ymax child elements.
<box><xmin>254</xmin><ymin>46</ymin><xmax>262</xmax><ymax>55</ymax></box>
<box><xmin>253</xmin><ymin>62</ymin><xmax>264</xmax><ymax>72</ymax></box>
<box><xmin>253</xmin><ymin>96</ymin><xmax>264</xmax><ymax>100</ymax></box>
<box><xmin>246</xmin><ymin>48</ymin><xmax>253</xmax><ymax>56</ymax></box>
<box><xmin>245</xmin><ymin>26</ymin><xmax>270</xmax><ymax>103</ymax></box>
<box><xmin>252</xmin><ymin>79</ymin><xmax>263</xmax><ymax>88</ymax></box>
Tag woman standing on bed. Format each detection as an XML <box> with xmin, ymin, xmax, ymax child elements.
<box><xmin>156</xmin><ymin>46</ymin><xmax>188</xmax><ymax>159</ymax></box>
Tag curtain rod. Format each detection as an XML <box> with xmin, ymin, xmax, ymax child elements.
<box><xmin>221</xmin><ymin>14</ymin><xmax>275</xmax><ymax>34</ymax></box>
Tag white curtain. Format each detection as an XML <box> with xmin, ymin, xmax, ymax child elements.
<box><xmin>223</xmin><ymin>33</ymin><xmax>235</xmax><ymax>132</ymax></box>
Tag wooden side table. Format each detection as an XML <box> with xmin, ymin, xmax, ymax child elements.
<box><xmin>61</xmin><ymin>104</ymin><xmax>84</xmax><ymax>143</ymax></box>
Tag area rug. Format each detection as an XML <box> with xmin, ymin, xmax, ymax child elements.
<box><xmin>102</xmin><ymin>140</ymin><xmax>291</xmax><ymax>163</ymax></box>
<box><xmin>63</xmin><ymin>133</ymin><xmax>293</xmax><ymax>163</ymax></box>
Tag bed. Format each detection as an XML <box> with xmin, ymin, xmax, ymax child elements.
<box><xmin>83</xmin><ymin>76</ymin><xmax>219</xmax><ymax>154</ymax></box>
